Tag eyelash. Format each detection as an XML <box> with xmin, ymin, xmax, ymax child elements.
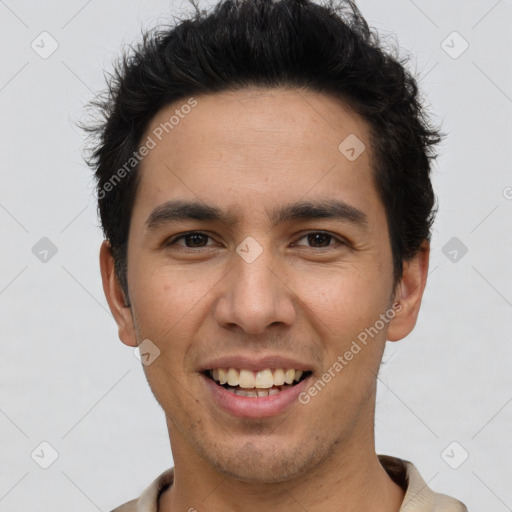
<box><xmin>165</xmin><ymin>230</ymin><xmax>346</xmax><ymax>252</ymax></box>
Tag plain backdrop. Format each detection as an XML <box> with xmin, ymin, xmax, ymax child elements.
<box><xmin>1</xmin><ymin>0</ymin><xmax>511</xmax><ymax>510</ymax></box>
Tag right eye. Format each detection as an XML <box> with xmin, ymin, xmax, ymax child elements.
<box><xmin>165</xmin><ymin>231</ymin><xmax>217</xmax><ymax>250</ymax></box>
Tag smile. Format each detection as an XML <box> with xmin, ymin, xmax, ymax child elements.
<box><xmin>205</xmin><ymin>367</ymin><xmax>311</xmax><ymax>397</ymax></box>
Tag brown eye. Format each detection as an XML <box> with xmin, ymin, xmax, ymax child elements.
<box><xmin>167</xmin><ymin>232</ymin><xmax>213</xmax><ymax>248</ymax></box>
<box><xmin>294</xmin><ymin>231</ymin><xmax>343</xmax><ymax>249</ymax></box>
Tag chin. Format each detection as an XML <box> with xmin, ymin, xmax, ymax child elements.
<box><xmin>200</xmin><ymin>438</ymin><xmax>322</xmax><ymax>484</ymax></box>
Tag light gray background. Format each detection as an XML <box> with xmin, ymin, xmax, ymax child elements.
<box><xmin>1</xmin><ymin>0</ymin><xmax>511</xmax><ymax>510</ymax></box>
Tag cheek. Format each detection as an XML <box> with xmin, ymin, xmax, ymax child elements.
<box><xmin>293</xmin><ymin>266</ymin><xmax>390</xmax><ymax>386</ymax></box>
<box><xmin>129</xmin><ymin>258</ymin><xmax>215</xmax><ymax>336</ymax></box>
<box><xmin>297</xmin><ymin>266</ymin><xmax>385</xmax><ymax>330</ymax></box>
<box><xmin>129</xmin><ymin>264</ymin><xmax>207</xmax><ymax>401</ymax></box>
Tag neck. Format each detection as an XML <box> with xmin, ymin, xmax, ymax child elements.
<box><xmin>159</xmin><ymin>419</ymin><xmax>405</xmax><ymax>511</ymax></box>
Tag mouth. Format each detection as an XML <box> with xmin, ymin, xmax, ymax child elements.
<box><xmin>203</xmin><ymin>367</ymin><xmax>312</xmax><ymax>398</ymax></box>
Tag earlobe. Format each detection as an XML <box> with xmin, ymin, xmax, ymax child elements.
<box><xmin>99</xmin><ymin>241</ymin><xmax>138</xmax><ymax>347</ymax></box>
<box><xmin>386</xmin><ymin>241</ymin><xmax>430</xmax><ymax>342</ymax></box>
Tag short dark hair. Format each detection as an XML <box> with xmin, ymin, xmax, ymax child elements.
<box><xmin>82</xmin><ymin>0</ymin><xmax>442</xmax><ymax>299</ymax></box>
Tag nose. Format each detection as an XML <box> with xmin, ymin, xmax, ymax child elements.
<box><xmin>213</xmin><ymin>244</ymin><xmax>296</xmax><ymax>335</ymax></box>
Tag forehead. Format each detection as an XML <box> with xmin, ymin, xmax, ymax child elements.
<box><xmin>133</xmin><ymin>87</ymin><xmax>381</xmax><ymax>226</ymax></box>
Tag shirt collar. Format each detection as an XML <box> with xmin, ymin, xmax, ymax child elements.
<box><xmin>117</xmin><ymin>455</ymin><xmax>467</xmax><ymax>512</ymax></box>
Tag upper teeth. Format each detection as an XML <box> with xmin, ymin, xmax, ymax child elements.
<box><xmin>210</xmin><ymin>368</ymin><xmax>304</xmax><ymax>388</ymax></box>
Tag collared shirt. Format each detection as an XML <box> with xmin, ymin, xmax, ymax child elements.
<box><xmin>111</xmin><ymin>454</ymin><xmax>468</xmax><ymax>512</ymax></box>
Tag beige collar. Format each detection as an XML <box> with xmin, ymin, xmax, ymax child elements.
<box><xmin>112</xmin><ymin>455</ymin><xmax>467</xmax><ymax>511</ymax></box>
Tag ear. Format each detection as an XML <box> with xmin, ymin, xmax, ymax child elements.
<box><xmin>99</xmin><ymin>241</ymin><xmax>138</xmax><ymax>347</ymax></box>
<box><xmin>386</xmin><ymin>240</ymin><xmax>430</xmax><ymax>342</ymax></box>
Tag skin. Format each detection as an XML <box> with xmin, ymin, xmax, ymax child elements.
<box><xmin>100</xmin><ymin>87</ymin><xmax>429</xmax><ymax>511</ymax></box>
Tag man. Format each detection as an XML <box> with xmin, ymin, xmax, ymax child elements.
<box><xmin>83</xmin><ymin>0</ymin><xmax>468</xmax><ymax>509</ymax></box>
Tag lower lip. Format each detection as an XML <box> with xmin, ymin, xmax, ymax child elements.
<box><xmin>202</xmin><ymin>374</ymin><xmax>311</xmax><ymax>419</ymax></box>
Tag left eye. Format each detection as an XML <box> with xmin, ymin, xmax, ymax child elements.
<box><xmin>294</xmin><ymin>232</ymin><xmax>342</xmax><ymax>249</ymax></box>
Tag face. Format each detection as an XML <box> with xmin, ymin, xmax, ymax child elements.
<box><xmin>101</xmin><ymin>87</ymin><xmax>425</xmax><ymax>483</ymax></box>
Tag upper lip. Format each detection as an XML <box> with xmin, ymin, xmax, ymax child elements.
<box><xmin>199</xmin><ymin>354</ymin><xmax>313</xmax><ymax>372</ymax></box>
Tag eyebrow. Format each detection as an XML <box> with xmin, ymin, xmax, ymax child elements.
<box><xmin>145</xmin><ymin>198</ymin><xmax>368</xmax><ymax>230</ymax></box>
